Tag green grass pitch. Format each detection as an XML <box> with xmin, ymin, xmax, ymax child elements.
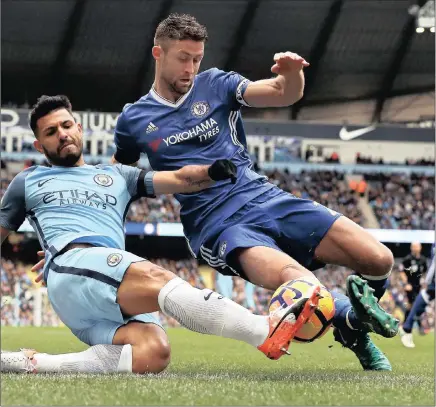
<box><xmin>1</xmin><ymin>326</ymin><xmax>434</xmax><ymax>406</ymax></box>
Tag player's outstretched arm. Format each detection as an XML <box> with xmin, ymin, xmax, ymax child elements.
<box><xmin>0</xmin><ymin>169</ymin><xmax>28</xmax><ymax>244</ymax></box>
<box><xmin>152</xmin><ymin>159</ymin><xmax>237</xmax><ymax>195</ymax></box>
<box><xmin>243</xmin><ymin>52</ymin><xmax>310</xmax><ymax>107</ymax></box>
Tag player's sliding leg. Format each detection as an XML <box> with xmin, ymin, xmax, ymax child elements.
<box><xmin>1</xmin><ymin>293</ymin><xmax>317</xmax><ymax>373</ymax></box>
<box><xmin>2</xmin><ymin>271</ymin><xmax>318</xmax><ymax>374</ymax></box>
<box><xmin>117</xmin><ymin>261</ymin><xmax>318</xmax><ymax>360</ymax></box>
<box><xmin>1</xmin><ymin>345</ymin><xmax>133</xmax><ymax>374</ymax></box>
<box><xmin>233</xmin><ymin>246</ymin><xmax>393</xmax><ymax>370</ymax></box>
<box><xmin>1</xmin><ymin>322</ymin><xmax>170</xmax><ymax>374</ymax></box>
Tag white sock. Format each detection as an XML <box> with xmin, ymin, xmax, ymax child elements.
<box><xmin>33</xmin><ymin>344</ymin><xmax>132</xmax><ymax>373</ymax></box>
<box><xmin>158</xmin><ymin>277</ymin><xmax>269</xmax><ymax>347</ymax></box>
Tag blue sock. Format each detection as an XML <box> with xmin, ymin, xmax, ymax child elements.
<box><xmin>359</xmin><ymin>274</ymin><xmax>388</xmax><ymax>301</ymax></box>
<box><xmin>403</xmin><ymin>292</ymin><xmax>427</xmax><ymax>333</ymax></box>
<box><xmin>331</xmin><ymin>290</ymin><xmax>363</xmax><ymax>341</ymax></box>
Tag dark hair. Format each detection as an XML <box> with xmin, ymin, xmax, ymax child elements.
<box><xmin>30</xmin><ymin>95</ymin><xmax>73</xmax><ymax>137</ymax></box>
<box><xmin>154</xmin><ymin>13</ymin><xmax>208</xmax><ymax>45</ymax></box>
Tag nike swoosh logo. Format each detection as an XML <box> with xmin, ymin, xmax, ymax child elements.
<box><xmin>204</xmin><ymin>291</ymin><xmax>223</xmax><ymax>301</ymax></box>
<box><xmin>339</xmin><ymin>125</ymin><xmax>376</xmax><ymax>141</ymax></box>
<box><xmin>38</xmin><ymin>178</ymin><xmax>56</xmax><ymax>187</ymax></box>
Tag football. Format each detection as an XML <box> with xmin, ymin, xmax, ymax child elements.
<box><xmin>269</xmin><ymin>277</ymin><xmax>335</xmax><ymax>343</ymax></box>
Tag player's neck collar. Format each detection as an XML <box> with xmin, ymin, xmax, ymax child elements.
<box><xmin>50</xmin><ymin>163</ymin><xmax>89</xmax><ymax>168</ymax></box>
<box><xmin>150</xmin><ymin>83</ymin><xmax>194</xmax><ymax>108</ymax></box>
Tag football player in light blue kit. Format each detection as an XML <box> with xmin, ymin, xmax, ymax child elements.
<box><xmin>113</xmin><ymin>13</ymin><xmax>399</xmax><ymax>370</ymax></box>
<box><xmin>1</xmin><ymin>95</ymin><xmax>322</xmax><ymax>374</ymax></box>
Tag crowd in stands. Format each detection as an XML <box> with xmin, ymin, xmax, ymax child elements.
<box><xmin>367</xmin><ymin>172</ymin><xmax>435</xmax><ymax>230</ymax></box>
<box><xmin>265</xmin><ymin>169</ymin><xmax>365</xmax><ymax>225</ymax></box>
<box><xmin>1</xmin><ymin>256</ymin><xmax>434</xmax><ymax>334</ymax></box>
<box><xmin>128</xmin><ymin>195</ymin><xmax>181</xmax><ymax>223</ymax></box>
<box><xmin>1</xmin><ymin>258</ymin><xmax>36</xmax><ymax>326</ymax></box>
<box><xmin>356</xmin><ymin>153</ymin><xmax>434</xmax><ymax>167</ymax></box>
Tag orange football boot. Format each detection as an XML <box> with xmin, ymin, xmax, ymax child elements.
<box><xmin>258</xmin><ymin>285</ymin><xmax>322</xmax><ymax>360</ymax></box>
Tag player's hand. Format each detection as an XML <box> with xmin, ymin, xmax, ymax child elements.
<box><xmin>405</xmin><ymin>283</ymin><xmax>412</xmax><ymax>291</ymax></box>
<box><xmin>208</xmin><ymin>159</ymin><xmax>237</xmax><ymax>184</ymax></box>
<box><xmin>271</xmin><ymin>52</ymin><xmax>310</xmax><ymax>75</ymax></box>
<box><xmin>31</xmin><ymin>250</ymin><xmax>46</xmax><ymax>286</ymax></box>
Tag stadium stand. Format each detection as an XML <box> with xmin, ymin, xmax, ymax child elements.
<box><xmin>367</xmin><ymin>172</ymin><xmax>435</xmax><ymax>230</ymax></box>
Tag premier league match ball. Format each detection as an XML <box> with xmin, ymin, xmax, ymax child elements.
<box><xmin>269</xmin><ymin>277</ymin><xmax>335</xmax><ymax>343</ymax></box>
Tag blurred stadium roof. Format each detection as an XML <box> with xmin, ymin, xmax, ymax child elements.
<box><xmin>2</xmin><ymin>0</ymin><xmax>435</xmax><ymax>121</ymax></box>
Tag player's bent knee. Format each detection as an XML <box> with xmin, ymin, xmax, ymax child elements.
<box><xmin>132</xmin><ymin>335</ymin><xmax>171</xmax><ymax>374</ymax></box>
<box><xmin>369</xmin><ymin>245</ymin><xmax>394</xmax><ymax>276</ymax></box>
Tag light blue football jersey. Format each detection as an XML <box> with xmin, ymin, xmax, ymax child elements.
<box><xmin>0</xmin><ymin>164</ymin><xmax>154</xmax><ymax>277</ymax></box>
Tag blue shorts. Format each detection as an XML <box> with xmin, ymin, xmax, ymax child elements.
<box><xmin>46</xmin><ymin>247</ymin><xmax>162</xmax><ymax>346</ymax></box>
<box><xmin>199</xmin><ymin>187</ymin><xmax>341</xmax><ymax>281</ymax></box>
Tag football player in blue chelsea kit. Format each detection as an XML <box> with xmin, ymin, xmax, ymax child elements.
<box><xmin>112</xmin><ymin>13</ymin><xmax>399</xmax><ymax>370</ymax></box>
<box><xmin>1</xmin><ymin>95</ymin><xmax>326</xmax><ymax>374</ymax></box>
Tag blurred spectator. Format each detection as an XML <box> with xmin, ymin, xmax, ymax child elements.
<box><xmin>357</xmin><ymin>179</ymin><xmax>367</xmax><ymax>197</ymax></box>
<box><xmin>325</xmin><ymin>152</ymin><xmax>340</xmax><ymax>163</ymax></box>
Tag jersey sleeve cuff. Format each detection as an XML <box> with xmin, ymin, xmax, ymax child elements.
<box><xmin>236</xmin><ymin>78</ymin><xmax>251</xmax><ymax>107</ymax></box>
<box><xmin>144</xmin><ymin>171</ymin><xmax>156</xmax><ymax>198</ymax></box>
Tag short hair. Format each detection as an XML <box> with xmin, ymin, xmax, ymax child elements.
<box><xmin>30</xmin><ymin>95</ymin><xmax>73</xmax><ymax>137</ymax></box>
<box><xmin>154</xmin><ymin>13</ymin><xmax>208</xmax><ymax>46</ymax></box>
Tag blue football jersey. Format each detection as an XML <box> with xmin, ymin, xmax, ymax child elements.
<box><xmin>115</xmin><ymin>68</ymin><xmax>274</xmax><ymax>255</ymax></box>
<box><xmin>0</xmin><ymin>164</ymin><xmax>155</xmax><ymax>278</ymax></box>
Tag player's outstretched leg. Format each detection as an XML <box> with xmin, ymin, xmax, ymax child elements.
<box><xmin>1</xmin><ymin>346</ymin><xmax>133</xmax><ymax>374</ymax></box>
<box><xmin>1</xmin><ymin>323</ymin><xmax>170</xmax><ymax>374</ymax></box>
<box><xmin>117</xmin><ymin>261</ymin><xmax>319</xmax><ymax>361</ymax></box>
<box><xmin>2</xmin><ymin>287</ymin><xmax>319</xmax><ymax>371</ymax></box>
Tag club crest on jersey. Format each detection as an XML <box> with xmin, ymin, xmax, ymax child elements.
<box><xmin>219</xmin><ymin>241</ymin><xmax>227</xmax><ymax>259</ymax></box>
<box><xmin>107</xmin><ymin>253</ymin><xmax>123</xmax><ymax>267</ymax></box>
<box><xmin>191</xmin><ymin>101</ymin><xmax>210</xmax><ymax>118</ymax></box>
<box><xmin>94</xmin><ymin>174</ymin><xmax>113</xmax><ymax>187</ymax></box>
